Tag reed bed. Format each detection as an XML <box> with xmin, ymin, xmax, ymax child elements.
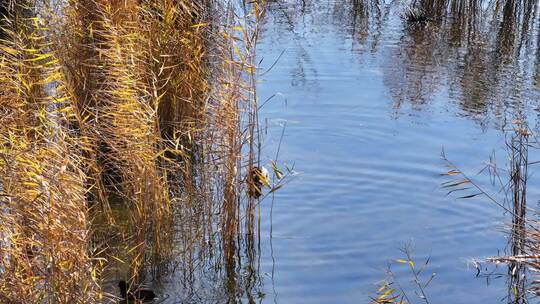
<box><xmin>0</xmin><ymin>4</ymin><xmax>100</xmax><ymax>302</ymax></box>
<box><xmin>0</xmin><ymin>0</ymin><xmax>269</xmax><ymax>302</ymax></box>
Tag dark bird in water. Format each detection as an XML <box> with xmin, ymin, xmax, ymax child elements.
<box><xmin>248</xmin><ymin>166</ymin><xmax>269</xmax><ymax>198</ymax></box>
<box><xmin>118</xmin><ymin>280</ymin><xmax>156</xmax><ymax>303</ymax></box>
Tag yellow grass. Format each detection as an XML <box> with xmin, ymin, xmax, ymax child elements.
<box><xmin>0</xmin><ymin>0</ymin><xmax>268</xmax><ymax>302</ymax></box>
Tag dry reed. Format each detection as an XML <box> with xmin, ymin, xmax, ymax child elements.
<box><xmin>0</xmin><ymin>3</ymin><xmax>100</xmax><ymax>302</ymax></box>
<box><xmin>0</xmin><ymin>0</ymin><xmax>269</xmax><ymax>302</ymax></box>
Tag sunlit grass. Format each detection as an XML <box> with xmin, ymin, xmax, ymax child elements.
<box><xmin>0</xmin><ymin>0</ymin><xmax>272</xmax><ymax>302</ymax></box>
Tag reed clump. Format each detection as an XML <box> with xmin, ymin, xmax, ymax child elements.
<box><xmin>0</xmin><ymin>0</ymin><xmax>270</xmax><ymax>302</ymax></box>
<box><xmin>441</xmin><ymin>121</ymin><xmax>539</xmax><ymax>301</ymax></box>
<box><xmin>0</xmin><ymin>4</ymin><xmax>100</xmax><ymax>302</ymax></box>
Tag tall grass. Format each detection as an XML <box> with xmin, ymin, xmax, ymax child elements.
<box><xmin>0</xmin><ymin>3</ymin><xmax>99</xmax><ymax>302</ymax></box>
<box><xmin>0</xmin><ymin>0</ymin><xmax>268</xmax><ymax>302</ymax></box>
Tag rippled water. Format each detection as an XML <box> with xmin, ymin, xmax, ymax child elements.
<box><xmin>255</xmin><ymin>1</ymin><xmax>540</xmax><ymax>303</ymax></box>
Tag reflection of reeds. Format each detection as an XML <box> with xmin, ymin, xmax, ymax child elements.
<box><xmin>500</xmin><ymin>123</ymin><xmax>529</xmax><ymax>304</ymax></box>
<box><xmin>370</xmin><ymin>0</ymin><xmax>538</xmax><ymax>121</ymax></box>
<box><xmin>0</xmin><ymin>0</ymin><xmax>269</xmax><ymax>302</ymax></box>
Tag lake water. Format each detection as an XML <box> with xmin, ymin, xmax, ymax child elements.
<box><xmin>255</xmin><ymin>0</ymin><xmax>540</xmax><ymax>303</ymax></box>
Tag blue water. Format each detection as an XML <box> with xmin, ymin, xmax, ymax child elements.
<box><xmin>255</xmin><ymin>1</ymin><xmax>540</xmax><ymax>303</ymax></box>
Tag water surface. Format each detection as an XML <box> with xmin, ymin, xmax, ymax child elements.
<box><xmin>256</xmin><ymin>1</ymin><xmax>540</xmax><ymax>303</ymax></box>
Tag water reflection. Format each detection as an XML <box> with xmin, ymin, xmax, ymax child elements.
<box><xmin>264</xmin><ymin>0</ymin><xmax>540</xmax><ymax>126</ymax></box>
<box><xmin>152</xmin><ymin>166</ymin><xmax>265</xmax><ymax>303</ymax></box>
<box><xmin>258</xmin><ymin>0</ymin><xmax>540</xmax><ymax>303</ymax></box>
<box><xmin>95</xmin><ymin>194</ymin><xmax>264</xmax><ymax>303</ymax></box>
<box><xmin>388</xmin><ymin>4</ymin><xmax>540</xmax><ymax>124</ymax></box>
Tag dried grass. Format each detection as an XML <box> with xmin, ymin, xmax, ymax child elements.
<box><xmin>0</xmin><ymin>0</ymin><xmax>269</xmax><ymax>302</ymax></box>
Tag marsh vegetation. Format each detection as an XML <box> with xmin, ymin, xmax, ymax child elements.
<box><xmin>0</xmin><ymin>0</ymin><xmax>286</xmax><ymax>302</ymax></box>
<box><xmin>4</xmin><ymin>0</ymin><xmax>540</xmax><ymax>302</ymax></box>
